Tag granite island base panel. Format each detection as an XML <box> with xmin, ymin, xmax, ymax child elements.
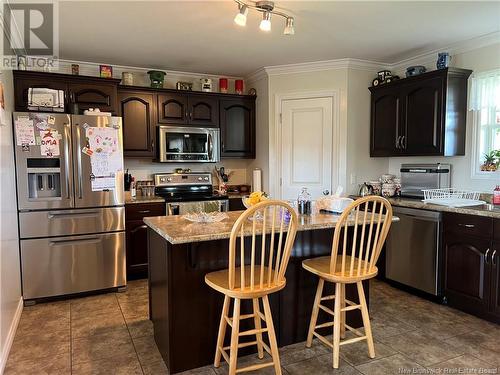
<box><xmin>145</xmin><ymin>211</ymin><xmax>398</xmax><ymax>373</ymax></box>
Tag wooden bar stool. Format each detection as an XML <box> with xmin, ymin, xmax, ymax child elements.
<box><xmin>205</xmin><ymin>200</ymin><xmax>298</xmax><ymax>375</ymax></box>
<box><xmin>302</xmin><ymin>196</ymin><xmax>393</xmax><ymax>368</ymax></box>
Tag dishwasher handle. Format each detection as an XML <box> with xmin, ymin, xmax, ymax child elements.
<box><xmin>392</xmin><ymin>207</ymin><xmax>442</xmax><ymax>222</ymax></box>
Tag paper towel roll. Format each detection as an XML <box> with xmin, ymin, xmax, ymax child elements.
<box><xmin>252</xmin><ymin>168</ymin><xmax>262</xmax><ymax>192</ymax></box>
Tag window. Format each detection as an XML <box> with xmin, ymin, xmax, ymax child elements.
<box><xmin>469</xmin><ymin>69</ymin><xmax>500</xmax><ymax>178</ymax></box>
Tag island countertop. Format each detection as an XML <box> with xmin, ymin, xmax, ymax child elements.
<box><xmin>144</xmin><ymin>210</ymin><xmax>397</xmax><ymax>244</ymax></box>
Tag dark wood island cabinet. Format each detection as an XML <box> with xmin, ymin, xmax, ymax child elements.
<box><xmin>143</xmin><ymin>211</ymin><xmax>391</xmax><ymax>373</ymax></box>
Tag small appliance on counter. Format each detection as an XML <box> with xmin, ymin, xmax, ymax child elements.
<box><xmin>154</xmin><ymin>172</ymin><xmax>228</xmax><ymax>215</ymax></box>
<box><xmin>400</xmin><ymin>163</ymin><xmax>451</xmax><ymax>199</ymax></box>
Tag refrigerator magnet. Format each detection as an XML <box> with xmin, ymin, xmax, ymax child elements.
<box><xmin>82</xmin><ymin>147</ymin><xmax>93</xmax><ymax>156</ymax></box>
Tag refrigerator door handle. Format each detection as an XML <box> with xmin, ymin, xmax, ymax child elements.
<box><xmin>47</xmin><ymin>210</ymin><xmax>100</xmax><ymax>219</ymax></box>
<box><xmin>75</xmin><ymin>123</ymin><xmax>83</xmax><ymax>199</ymax></box>
<box><xmin>63</xmin><ymin>122</ymin><xmax>71</xmax><ymax>199</ymax></box>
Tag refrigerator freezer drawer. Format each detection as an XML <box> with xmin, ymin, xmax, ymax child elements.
<box><xmin>21</xmin><ymin>232</ymin><xmax>126</xmax><ymax>300</ymax></box>
<box><xmin>19</xmin><ymin>207</ymin><xmax>125</xmax><ymax>238</ymax></box>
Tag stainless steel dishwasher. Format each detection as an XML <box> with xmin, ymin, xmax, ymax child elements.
<box><xmin>386</xmin><ymin>206</ymin><xmax>442</xmax><ymax>296</ymax></box>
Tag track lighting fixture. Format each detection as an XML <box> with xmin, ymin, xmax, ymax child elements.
<box><xmin>233</xmin><ymin>0</ymin><xmax>295</xmax><ymax>35</ymax></box>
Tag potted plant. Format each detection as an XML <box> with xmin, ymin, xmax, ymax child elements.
<box><xmin>480</xmin><ymin>150</ymin><xmax>500</xmax><ymax>172</ymax></box>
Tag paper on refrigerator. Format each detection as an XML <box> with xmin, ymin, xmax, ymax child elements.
<box><xmin>15</xmin><ymin>116</ymin><xmax>36</xmax><ymax>145</ymax></box>
<box><xmin>85</xmin><ymin>127</ymin><xmax>123</xmax><ymax>191</ymax></box>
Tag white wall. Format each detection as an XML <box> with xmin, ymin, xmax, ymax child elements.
<box><xmin>246</xmin><ymin>73</ymin><xmax>270</xmax><ymax>191</ymax></box>
<box><xmin>346</xmin><ymin>68</ymin><xmax>390</xmax><ymax>193</ymax></box>
<box><xmin>388</xmin><ymin>42</ymin><xmax>500</xmax><ymax>193</ymax></box>
<box><xmin>0</xmin><ymin>70</ymin><xmax>22</xmax><ymax>373</ymax></box>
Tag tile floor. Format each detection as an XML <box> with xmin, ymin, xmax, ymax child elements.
<box><xmin>4</xmin><ymin>279</ymin><xmax>500</xmax><ymax>375</ymax></box>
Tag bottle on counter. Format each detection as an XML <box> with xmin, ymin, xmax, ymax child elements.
<box><xmin>297</xmin><ymin>187</ymin><xmax>312</xmax><ymax>215</ymax></box>
<box><xmin>494</xmin><ymin>185</ymin><xmax>500</xmax><ymax>206</ymax></box>
<box><xmin>130</xmin><ymin>177</ymin><xmax>136</xmax><ymax>198</ymax></box>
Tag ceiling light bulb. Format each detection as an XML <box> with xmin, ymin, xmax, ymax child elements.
<box><xmin>234</xmin><ymin>4</ymin><xmax>248</xmax><ymax>26</ymax></box>
<box><xmin>284</xmin><ymin>17</ymin><xmax>295</xmax><ymax>35</ymax></box>
<box><xmin>260</xmin><ymin>11</ymin><xmax>271</xmax><ymax>32</ymax></box>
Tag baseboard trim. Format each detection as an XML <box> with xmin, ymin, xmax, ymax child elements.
<box><xmin>0</xmin><ymin>297</ymin><xmax>23</xmax><ymax>375</ymax></box>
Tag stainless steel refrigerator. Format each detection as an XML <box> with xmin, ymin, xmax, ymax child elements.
<box><xmin>13</xmin><ymin>112</ymin><xmax>126</xmax><ymax>303</ymax></box>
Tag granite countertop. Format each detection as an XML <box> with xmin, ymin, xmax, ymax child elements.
<box><xmin>144</xmin><ymin>211</ymin><xmax>398</xmax><ymax>244</ymax></box>
<box><xmin>125</xmin><ymin>195</ymin><xmax>165</xmax><ymax>205</ymax></box>
<box><xmin>385</xmin><ymin>197</ymin><xmax>500</xmax><ymax>219</ymax></box>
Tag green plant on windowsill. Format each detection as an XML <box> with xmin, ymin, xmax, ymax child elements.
<box><xmin>480</xmin><ymin>150</ymin><xmax>500</xmax><ymax>172</ymax></box>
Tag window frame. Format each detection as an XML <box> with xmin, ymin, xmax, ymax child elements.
<box><xmin>470</xmin><ymin>106</ymin><xmax>500</xmax><ymax>180</ymax></box>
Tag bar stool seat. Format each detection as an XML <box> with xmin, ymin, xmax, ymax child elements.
<box><xmin>302</xmin><ymin>256</ymin><xmax>378</xmax><ymax>282</ymax></box>
<box><xmin>205</xmin><ymin>267</ymin><xmax>286</xmax><ymax>298</ymax></box>
<box><xmin>302</xmin><ymin>196</ymin><xmax>393</xmax><ymax>369</ymax></box>
<box><xmin>205</xmin><ymin>200</ymin><xmax>298</xmax><ymax>375</ymax></box>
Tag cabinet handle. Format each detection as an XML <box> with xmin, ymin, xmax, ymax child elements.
<box><xmin>485</xmin><ymin>248</ymin><xmax>490</xmax><ymax>264</ymax></box>
<box><xmin>400</xmin><ymin>135</ymin><xmax>406</xmax><ymax>149</ymax></box>
<box><xmin>492</xmin><ymin>250</ymin><xmax>497</xmax><ymax>266</ymax></box>
<box><xmin>395</xmin><ymin>136</ymin><xmax>401</xmax><ymax>149</ymax></box>
<box><xmin>458</xmin><ymin>223</ymin><xmax>475</xmax><ymax>228</ymax></box>
<box><xmin>130</xmin><ymin>225</ymin><xmax>148</xmax><ymax>234</ymax></box>
<box><xmin>221</xmin><ymin>141</ymin><xmax>224</xmax><ymax>152</ymax></box>
<box><xmin>151</xmin><ymin>139</ymin><xmax>154</xmax><ymax>152</ymax></box>
<box><xmin>138</xmin><ymin>210</ymin><xmax>151</xmax><ymax>214</ymax></box>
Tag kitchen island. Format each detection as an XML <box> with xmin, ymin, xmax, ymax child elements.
<box><xmin>144</xmin><ymin>210</ymin><xmax>395</xmax><ymax>373</ymax></box>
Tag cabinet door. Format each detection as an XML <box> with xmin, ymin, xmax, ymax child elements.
<box><xmin>402</xmin><ymin>76</ymin><xmax>444</xmax><ymax>155</ymax></box>
<box><xmin>490</xmin><ymin>241</ymin><xmax>500</xmax><ymax>318</ymax></box>
<box><xmin>443</xmin><ymin>231</ymin><xmax>491</xmax><ymax>313</ymax></box>
<box><xmin>370</xmin><ymin>87</ymin><xmax>402</xmax><ymax>156</ymax></box>
<box><xmin>14</xmin><ymin>76</ymin><xmax>68</xmax><ymax>112</ymax></box>
<box><xmin>157</xmin><ymin>93</ymin><xmax>188</xmax><ymax>124</ymax></box>
<box><xmin>118</xmin><ymin>91</ymin><xmax>155</xmax><ymax>157</ymax></box>
<box><xmin>126</xmin><ymin>220</ymin><xmax>149</xmax><ymax>280</ymax></box>
<box><xmin>68</xmin><ymin>82</ymin><xmax>118</xmax><ymax>114</ymax></box>
<box><xmin>220</xmin><ymin>98</ymin><xmax>255</xmax><ymax>158</ymax></box>
<box><xmin>188</xmin><ymin>96</ymin><xmax>219</xmax><ymax>127</ymax></box>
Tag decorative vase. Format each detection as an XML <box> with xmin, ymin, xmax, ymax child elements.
<box><xmin>147</xmin><ymin>71</ymin><xmax>166</xmax><ymax>88</ymax></box>
<box><xmin>437</xmin><ymin>52</ymin><xmax>451</xmax><ymax>69</ymax></box>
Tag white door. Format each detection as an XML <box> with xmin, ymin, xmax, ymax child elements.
<box><xmin>280</xmin><ymin>97</ymin><xmax>333</xmax><ymax>200</ymax></box>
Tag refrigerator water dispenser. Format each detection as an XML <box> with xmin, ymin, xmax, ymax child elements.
<box><xmin>27</xmin><ymin>159</ymin><xmax>61</xmax><ymax>199</ymax></box>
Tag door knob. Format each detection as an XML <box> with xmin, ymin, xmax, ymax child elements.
<box><xmin>323</xmin><ymin>190</ymin><xmax>330</xmax><ymax>195</ymax></box>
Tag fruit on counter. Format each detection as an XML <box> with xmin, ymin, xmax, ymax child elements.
<box><xmin>243</xmin><ymin>191</ymin><xmax>269</xmax><ymax>207</ymax></box>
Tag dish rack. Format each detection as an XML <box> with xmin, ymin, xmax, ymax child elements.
<box><xmin>422</xmin><ymin>188</ymin><xmax>485</xmax><ymax>207</ymax></box>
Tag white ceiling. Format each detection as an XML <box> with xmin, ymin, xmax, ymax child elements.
<box><xmin>58</xmin><ymin>1</ymin><xmax>500</xmax><ymax>76</ymax></box>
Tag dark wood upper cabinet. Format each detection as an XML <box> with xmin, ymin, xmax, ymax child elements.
<box><xmin>118</xmin><ymin>89</ymin><xmax>155</xmax><ymax>157</ymax></box>
<box><xmin>369</xmin><ymin>68</ymin><xmax>471</xmax><ymax>157</ymax></box>
<box><xmin>402</xmin><ymin>76</ymin><xmax>444</xmax><ymax>154</ymax></box>
<box><xmin>220</xmin><ymin>98</ymin><xmax>256</xmax><ymax>159</ymax></box>
<box><xmin>371</xmin><ymin>86</ymin><xmax>402</xmax><ymax>156</ymax></box>
<box><xmin>188</xmin><ymin>96</ymin><xmax>219</xmax><ymax>127</ymax></box>
<box><xmin>13</xmin><ymin>70</ymin><xmax>120</xmax><ymax>114</ymax></box>
<box><xmin>157</xmin><ymin>93</ymin><xmax>188</xmax><ymax>124</ymax></box>
<box><xmin>68</xmin><ymin>82</ymin><xmax>118</xmax><ymax>114</ymax></box>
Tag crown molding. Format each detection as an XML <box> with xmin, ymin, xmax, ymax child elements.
<box><xmin>244</xmin><ymin>31</ymin><xmax>500</xmax><ymax>80</ymax></box>
<box><xmin>261</xmin><ymin>58</ymin><xmax>388</xmax><ymax>76</ymax></box>
<box><xmin>54</xmin><ymin>59</ymin><xmax>244</xmax><ymax>81</ymax></box>
<box><xmin>390</xmin><ymin>31</ymin><xmax>500</xmax><ymax>71</ymax></box>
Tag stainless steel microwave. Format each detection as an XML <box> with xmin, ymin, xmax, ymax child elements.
<box><xmin>157</xmin><ymin>126</ymin><xmax>220</xmax><ymax>163</ymax></box>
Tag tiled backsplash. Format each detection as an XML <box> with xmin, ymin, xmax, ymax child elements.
<box><xmin>124</xmin><ymin>158</ymin><xmax>250</xmax><ymax>186</ymax></box>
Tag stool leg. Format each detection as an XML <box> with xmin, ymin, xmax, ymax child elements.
<box><xmin>306</xmin><ymin>278</ymin><xmax>324</xmax><ymax>347</ymax></box>
<box><xmin>252</xmin><ymin>298</ymin><xmax>264</xmax><ymax>359</ymax></box>
<box><xmin>214</xmin><ymin>295</ymin><xmax>231</xmax><ymax>367</ymax></box>
<box><xmin>262</xmin><ymin>295</ymin><xmax>281</xmax><ymax>375</ymax></box>
<box><xmin>229</xmin><ymin>298</ymin><xmax>241</xmax><ymax>375</ymax></box>
<box><xmin>340</xmin><ymin>284</ymin><xmax>346</xmax><ymax>339</ymax></box>
<box><xmin>357</xmin><ymin>281</ymin><xmax>375</xmax><ymax>358</ymax></box>
<box><xmin>333</xmin><ymin>282</ymin><xmax>342</xmax><ymax>369</ymax></box>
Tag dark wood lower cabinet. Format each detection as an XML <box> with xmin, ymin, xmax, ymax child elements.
<box><xmin>228</xmin><ymin>197</ymin><xmax>246</xmax><ymax>211</ymax></box>
<box><xmin>443</xmin><ymin>213</ymin><xmax>500</xmax><ymax>323</ymax></box>
<box><xmin>443</xmin><ymin>231</ymin><xmax>490</xmax><ymax>313</ymax></box>
<box><xmin>490</xmin><ymin>241</ymin><xmax>500</xmax><ymax>318</ymax></box>
<box><xmin>125</xmin><ymin>202</ymin><xmax>165</xmax><ymax>279</ymax></box>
